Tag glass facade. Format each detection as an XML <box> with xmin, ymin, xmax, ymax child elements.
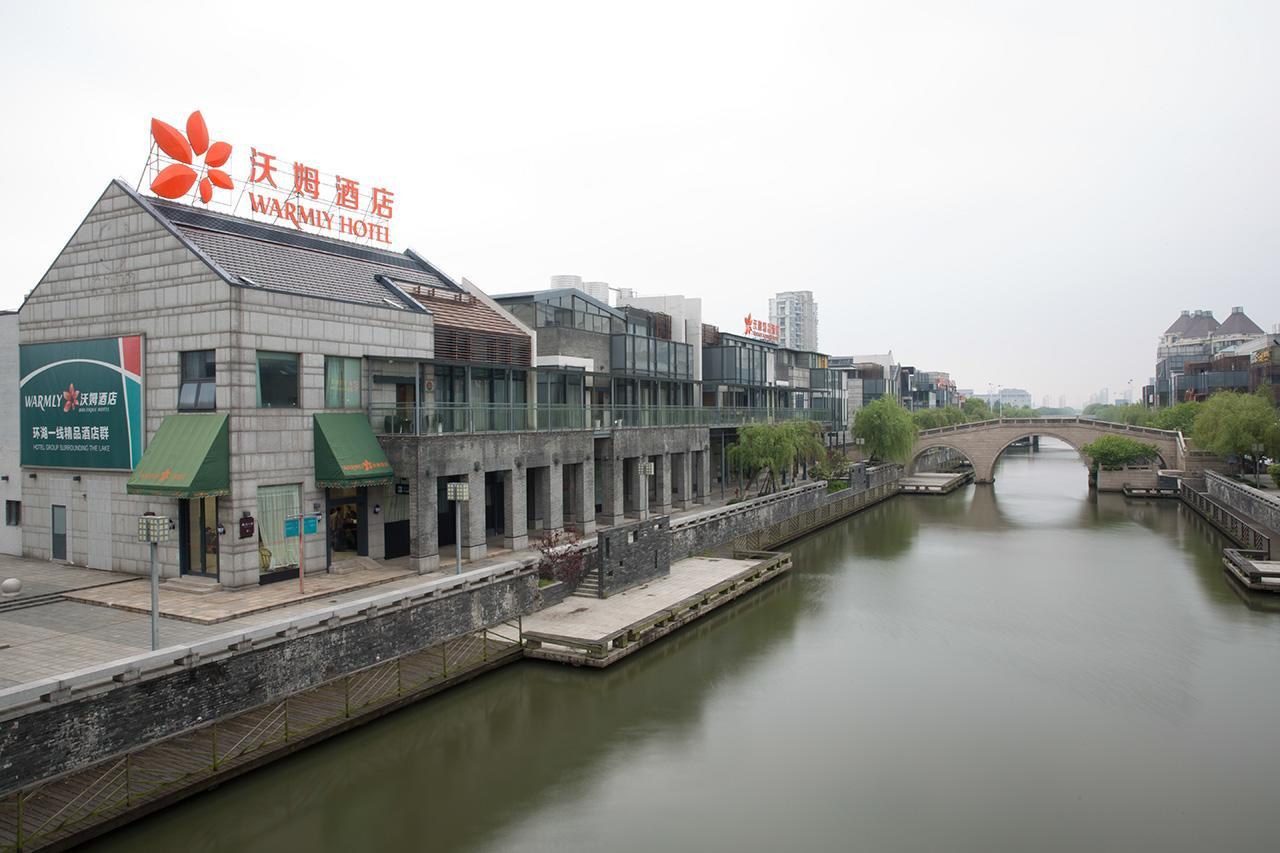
<box><xmin>610</xmin><ymin>334</ymin><xmax>692</xmax><ymax>379</ymax></box>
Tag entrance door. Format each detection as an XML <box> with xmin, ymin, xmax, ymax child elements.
<box><xmin>326</xmin><ymin>487</ymin><xmax>365</xmax><ymax>566</ymax></box>
<box><xmin>51</xmin><ymin>504</ymin><xmax>67</xmax><ymax>561</ymax></box>
<box><xmin>180</xmin><ymin>496</ymin><xmax>219</xmax><ymax>578</ymax></box>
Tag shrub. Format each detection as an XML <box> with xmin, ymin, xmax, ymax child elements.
<box><xmin>1270</xmin><ymin>463</ymin><xmax>1280</xmax><ymax>489</ymax></box>
<box><xmin>1080</xmin><ymin>434</ymin><xmax>1161</xmax><ymax>470</ymax></box>
<box><xmin>533</xmin><ymin>528</ymin><xmax>584</xmax><ymax>586</ymax></box>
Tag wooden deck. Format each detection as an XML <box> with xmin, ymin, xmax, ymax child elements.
<box><xmin>1222</xmin><ymin>548</ymin><xmax>1280</xmax><ymax>593</ymax></box>
<box><xmin>900</xmin><ymin>471</ymin><xmax>972</xmax><ymax>495</ymax></box>
<box><xmin>523</xmin><ymin>552</ymin><xmax>792</xmax><ymax>667</ymax></box>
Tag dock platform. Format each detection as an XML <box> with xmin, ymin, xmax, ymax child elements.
<box><xmin>900</xmin><ymin>471</ymin><xmax>973</xmax><ymax>495</ymax></box>
<box><xmin>1223</xmin><ymin>548</ymin><xmax>1280</xmax><ymax>593</ymax></box>
<box><xmin>523</xmin><ymin>551</ymin><xmax>792</xmax><ymax>667</ymax></box>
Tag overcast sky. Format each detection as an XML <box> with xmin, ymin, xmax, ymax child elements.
<box><xmin>2</xmin><ymin>1</ymin><xmax>1277</xmax><ymax>407</ymax></box>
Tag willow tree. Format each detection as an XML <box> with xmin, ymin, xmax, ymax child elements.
<box><xmin>1192</xmin><ymin>390</ymin><xmax>1280</xmax><ymax>468</ymax></box>
<box><xmin>727</xmin><ymin>420</ymin><xmax>826</xmax><ymax>497</ymax></box>
<box><xmin>853</xmin><ymin>397</ymin><xmax>917</xmax><ymax>463</ymax></box>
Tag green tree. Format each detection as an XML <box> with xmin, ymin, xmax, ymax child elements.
<box><xmin>1191</xmin><ymin>390</ymin><xmax>1280</xmax><ymax>467</ymax></box>
<box><xmin>1269</xmin><ymin>463</ymin><xmax>1280</xmax><ymax>490</ymax></box>
<box><xmin>727</xmin><ymin>421</ymin><xmax>827</xmax><ymax>497</ymax></box>
<box><xmin>962</xmin><ymin>397</ymin><xmax>993</xmax><ymax>421</ymax></box>
<box><xmin>853</xmin><ymin>397</ymin><xmax>917</xmax><ymax>463</ymax></box>
<box><xmin>1079</xmin><ymin>435</ymin><xmax>1162</xmax><ymax>470</ymax></box>
<box><xmin>1150</xmin><ymin>401</ymin><xmax>1200</xmax><ymax>436</ymax></box>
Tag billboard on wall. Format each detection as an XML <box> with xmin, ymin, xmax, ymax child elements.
<box><xmin>20</xmin><ymin>336</ymin><xmax>144</xmax><ymax>470</ymax></box>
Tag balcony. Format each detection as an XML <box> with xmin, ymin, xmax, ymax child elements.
<box><xmin>369</xmin><ymin>403</ymin><xmax>837</xmax><ymax>436</ymax></box>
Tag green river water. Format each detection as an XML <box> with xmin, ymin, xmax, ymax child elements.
<box><xmin>87</xmin><ymin>439</ymin><xmax>1280</xmax><ymax>852</ymax></box>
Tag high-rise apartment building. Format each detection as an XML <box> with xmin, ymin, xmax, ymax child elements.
<box><xmin>768</xmin><ymin>290</ymin><xmax>818</xmax><ymax>352</ymax></box>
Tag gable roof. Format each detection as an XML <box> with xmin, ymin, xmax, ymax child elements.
<box><xmin>118</xmin><ymin>180</ymin><xmax>456</xmax><ymax>314</ymax></box>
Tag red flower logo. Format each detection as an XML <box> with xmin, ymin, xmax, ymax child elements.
<box><xmin>62</xmin><ymin>384</ymin><xmax>80</xmax><ymax>412</ymax></box>
<box><xmin>149</xmin><ymin>111</ymin><xmax>234</xmax><ymax>204</ymax></box>
<box><xmin>744</xmin><ymin>313</ymin><xmax>754</xmax><ymax>336</ymax></box>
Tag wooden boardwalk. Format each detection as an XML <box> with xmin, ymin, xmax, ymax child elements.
<box><xmin>900</xmin><ymin>471</ymin><xmax>972</xmax><ymax>495</ymax></box>
<box><xmin>523</xmin><ymin>552</ymin><xmax>792</xmax><ymax>667</ymax></box>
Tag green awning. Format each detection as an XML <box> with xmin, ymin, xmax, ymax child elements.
<box><xmin>127</xmin><ymin>413</ymin><xmax>230</xmax><ymax>498</ymax></box>
<box><xmin>314</xmin><ymin>412</ymin><xmax>394</xmax><ymax>488</ymax></box>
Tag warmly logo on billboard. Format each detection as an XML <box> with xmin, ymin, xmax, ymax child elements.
<box><xmin>743</xmin><ymin>313</ymin><xmax>779</xmax><ymax>344</ymax></box>
<box><xmin>141</xmin><ymin>109</ymin><xmax>396</xmax><ymax>246</ymax></box>
<box><xmin>20</xmin><ymin>337</ymin><xmax>144</xmax><ymax>470</ymax></box>
<box><xmin>149</xmin><ymin>111</ymin><xmax>234</xmax><ymax>204</ymax></box>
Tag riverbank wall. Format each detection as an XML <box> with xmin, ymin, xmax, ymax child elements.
<box><xmin>0</xmin><ymin>464</ymin><xmax>906</xmax><ymax>849</ymax></box>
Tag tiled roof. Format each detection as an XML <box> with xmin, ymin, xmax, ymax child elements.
<box><xmin>148</xmin><ymin>198</ymin><xmax>457</xmax><ymax>312</ymax></box>
<box><xmin>1219</xmin><ymin>308</ymin><xmax>1264</xmax><ymax>336</ymax></box>
<box><xmin>394</xmin><ymin>283</ymin><xmax>527</xmax><ymax>337</ymax></box>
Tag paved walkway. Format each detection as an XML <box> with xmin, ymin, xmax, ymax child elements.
<box><xmin>0</xmin><ymin>488</ymin><xmax>788</xmax><ymax>688</ymax></box>
<box><xmin>64</xmin><ymin>564</ymin><xmax>416</xmax><ymax>623</ymax></box>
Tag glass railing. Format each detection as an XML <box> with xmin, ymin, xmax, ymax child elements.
<box><xmin>369</xmin><ymin>403</ymin><xmax>839</xmax><ymax>436</ymax></box>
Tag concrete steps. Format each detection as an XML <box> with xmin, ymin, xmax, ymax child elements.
<box><xmin>160</xmin><ymin>576</ymin><xmax>222</xmax><ymax>595</ymax></box>
<box><xmin>572</xmin><ymin>568</ymin><xmax>602</xmax><ymax>599</ymax></box>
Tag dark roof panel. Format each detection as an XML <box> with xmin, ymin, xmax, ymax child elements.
<box><xmin>146</xmin><ymin>198</ymin><xmax>459</xmax><ymax>312</ymax></box>
<box><xmin>1164</xmin><ymin>310</ymin><xmax>1192</xmax><ymax>335</ymax></box>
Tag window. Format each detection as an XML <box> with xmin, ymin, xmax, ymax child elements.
<box><xmin>257</xmin><ymin>484</ymin><xmax>300</xmax><ymax>571</ymax></box>
<box><xmin>5</xmin><ymin>501</ymin><xmax>19</xmax><ymax>526</ymax></box>
<box><xmin>324</xmin><ymin>356</ymin><xmax>361</xmax><ymax>408</ymax></box>
<box><xmin>257</xmin><ymin>351</ymin><xmax>299</xmax><ymax>408</ymax></box>
<box><xmin>179</xmin><ymin>350</ymin><xmax>216</xmax><ymax>411</ymax></box>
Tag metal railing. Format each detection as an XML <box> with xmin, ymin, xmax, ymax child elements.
<box><xmin>1180</xmin><ymin>481</ymin><xmax>1272</xmax><ymax>554</ymax></box>
<box><xmin>369</xmin><ymin>403</ymin><xmax>839</xmax><ymax>436</ymax></box>
<box><xmin>917</xmin><ymin>417</ymin><xmax>1182</xmax><ymax>439</ymax></box>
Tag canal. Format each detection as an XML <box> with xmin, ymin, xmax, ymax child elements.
<box><xmin>87</xmin><ymin>440</ymin><xmax>1280</xmax><ymax>852</ymax></box>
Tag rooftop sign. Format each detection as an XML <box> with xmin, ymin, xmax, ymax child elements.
<box><xmin>743</xmin><ymin>312</ymin><xmax>779</xmax><ymax>344</ymax></box>
<box><xmin>142</xmin><ymin>109</ymin><xmax>396</xmax><ymax>247</ymax></box>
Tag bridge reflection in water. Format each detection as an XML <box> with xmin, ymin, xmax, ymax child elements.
<box><xmin>84</xmin><ymin>437</ymin><xmax>1280</xmax><ymax>853</ymax></box>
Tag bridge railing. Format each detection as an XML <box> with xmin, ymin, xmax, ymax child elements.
<box><xmin>916</xmin><ymin>417</ymin><xmax>1181</xmax><ymax>439</ymax></box>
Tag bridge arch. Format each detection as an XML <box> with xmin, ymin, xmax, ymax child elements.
<box><xmin>907</xmin><ymin>418</ymin><xmax>1181</xmax><ymax>484</ymax></box>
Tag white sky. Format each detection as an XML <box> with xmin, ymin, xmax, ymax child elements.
<box><xmin>2</xmin><ymin>1</ymin><xmax>1278</xmax><ymax>407</ymax></box>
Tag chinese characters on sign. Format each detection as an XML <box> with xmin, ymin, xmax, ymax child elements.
<box><xmin>143</xmin><ymin>109</ymin><xmax>398</xmax><ymax>246</ymax></box>
<box><xmin>245</xmin><ymin>148</ymin><xmax>396</xmax><ymax>244</ymax></box>
<box><xmin>743</xmin><ymin>313</ymin><xmax>779</xmax><ymax>344</ymax></box>
<box><xmin>20</xmin><ymin>336</ymin><xmax>144</xmax><ymax>470</ymax></box>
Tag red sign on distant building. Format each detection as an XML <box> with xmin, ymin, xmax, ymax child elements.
<box><xmin>743</xmin><ymin>312</ymin><xmax>779</xmax><ymax>344</ymax></box>
<box><xmin>143</xmin><ymin>109</ymin><xmax>397</xmax><ymax>246</ymax></box>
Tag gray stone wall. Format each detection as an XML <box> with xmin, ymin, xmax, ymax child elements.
<box><xmin>598</xmin><ymin>517</ymin><xmax>671</xmax><ymax>596</ymax></box>
<box><xmin>18</xmin><ymin>182</ymin><xmax>437</xmax><ymax>588</ymax></box>
<box><xmin>536</xmin><ymin>326</ymin><xmax>612</xmax><ymax>372</ymax></box>
<box><xmin>1207</xmin><ymin>472</ymin><xmax>1280</xmax><ymax>534</ymax></box>
<box><xmin>669</xmin><ymin>484</ymin><xmax>829</xmax><ymax>560</ymax></box>
<box><xmin>0</xmin><ymin>568</ymin><xmax>537</xmax><ymax>795</ymax></box>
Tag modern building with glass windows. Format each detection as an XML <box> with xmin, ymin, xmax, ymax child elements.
<box><xmin>16</xmin><ymin>180</ymin><xmax>714</xmax><ymax>588</ymax></box>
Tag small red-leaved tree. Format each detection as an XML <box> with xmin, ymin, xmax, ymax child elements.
<box><xmin>534</xmin><ymin>528</ymin><xmax>585</xmax><ymax>587</ymax></box>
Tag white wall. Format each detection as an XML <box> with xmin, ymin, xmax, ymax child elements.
<box><xmin>0</xmin><ymin>313</ymin><xmax>20</xmax><ymax>555</ymax></box>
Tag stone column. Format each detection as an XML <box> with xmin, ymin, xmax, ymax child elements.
<box><xmin>546</xmin><ymin>462</ymin><xmax>565</xmax><ymax>533</ymax></box>
<box><xmin>696</xmin><ymin>449</ymin><xmax>712</xmax><ymax>504</ymax></box>
<box><xmin>575</xmin><ymin>457</ymin><xmax>596</xmax><ymax>535</ymax></box>
<box><xmin>410</xmin><ymin>473</ymin><xmax>438</xmax><ymax>574</ymax></box>
<box><xmin>531</xmin><ymin>466</ymin><xmax>550</xmax><ymax>530</ymax></box>
<box><xmin>653</xmin><ymin>453</ymin><xmax>672</xmax><ymax>514</ymax></box>
<box><xmin>601</xmin><ymin>455</ymin><xmax>625</xmax><ymax>527</ymax></box>
<box><xmin>461</xmin><ymin>469</ymin><xmax>487</xmax><ymax>561</ymax></box>
<box><xmin>503</xmin><ymin>466</ymin><xmax>528</xmax><ymax>551</ymax></box>
<box><xmin>672</xmin><ymin>451</ymin><xmax>692</xmax><ymax>510</ymax></box>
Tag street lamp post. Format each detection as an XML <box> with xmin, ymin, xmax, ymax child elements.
<box><xmin>1252</xmin><ymin>442</ymin><xmax>1265</xmax><ymax>488</ymax></box>
<box><xmin>447</xmin><ymin>480</ymin><xmax>470</xmax><ymax>575</ymax></box>
<box><xmin>136</xmin><ymin>513</ymin><xmax>171</xmax><ymax>651</ymax></box>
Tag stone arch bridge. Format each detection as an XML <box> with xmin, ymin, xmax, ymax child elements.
<box><xmin>909</xmin><ymin>417</ymin><xmax>1184</xmax><ymax>483</ymax></box>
